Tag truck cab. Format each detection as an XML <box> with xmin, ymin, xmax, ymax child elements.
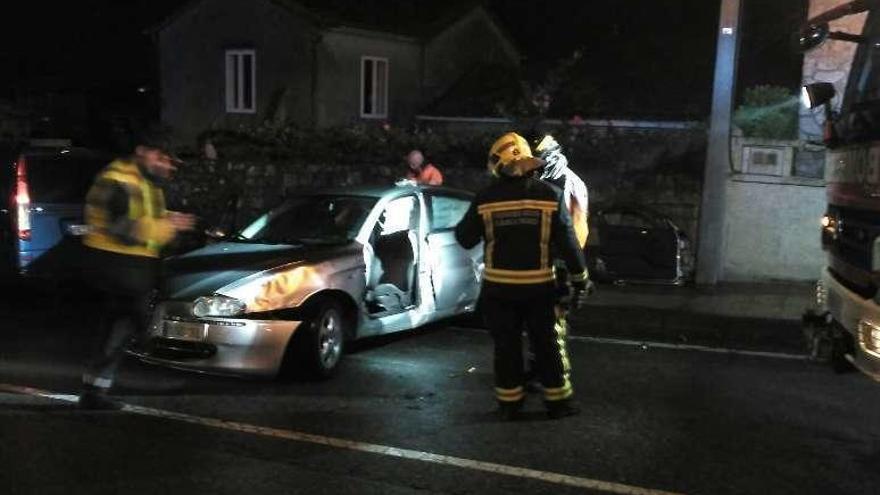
<box><xmin>800</xmin><ymin>1</ymin><xmax>880</xmax><ymax>381</ymax></box>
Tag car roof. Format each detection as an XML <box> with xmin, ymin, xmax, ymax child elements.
<box><xmin>298</xmin><ymin>184</ymin><xmax>474</xmax><ymax>199</ymax></box>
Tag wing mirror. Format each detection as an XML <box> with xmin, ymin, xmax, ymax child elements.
<box><xmin>801</xmin><ymin>82</ymin><xmax>836</xmax><ymax>109</ymax></box>
<box><xmin>798</xmin><ymin>23</ymin><xmax>830</xmax><ymax>51</ymax></box>
<box><xmin>801</xmin><ymin>82</ymin><xmax>839</xmax><ymax>146</ymax></box>
<box><xmin>204</xmin><ymin>227</ymin><xmax>228</xmax><ymax>241</ymax></box>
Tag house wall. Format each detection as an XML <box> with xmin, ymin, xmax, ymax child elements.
<box><xmin>723</xmin><ymin>177</ymin><xmax>826</xmax><ymax>281</ymax></box>
<box><xmin>315</xmin><ymin>29</ymin><xmax>422</xmax><ymax>127</ymax></box>
<box><xmin>423</xmin><ymin>9</ymin><xmax>520</xmax><ymax>106</ymax></box>
<box><xmin>158</xmin><ymin>0</ymin><xmax>316</xmax><ymax>146</ymax></box>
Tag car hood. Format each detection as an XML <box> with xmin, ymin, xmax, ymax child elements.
<box><xmin>161</xmin><ymin>241</ymin><xmax>354</xmax><ymax>300</ymax></box>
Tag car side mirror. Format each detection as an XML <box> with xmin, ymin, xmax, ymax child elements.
<box><xmin>204</xmin><ymin>227</ymin><xmax>227</xmax><ymax>240</ymax></box>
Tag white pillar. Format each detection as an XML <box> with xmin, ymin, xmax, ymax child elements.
<box><xmin>696</xmin><ymin>0</ymin><xmax>742</xmax><ymax>285</ymax></box>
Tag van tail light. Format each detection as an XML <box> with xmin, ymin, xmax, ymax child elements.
<box><xmin>14</xmin><ymin>157</ymin><xmax>31</xmax><ymax>241</ymax></box>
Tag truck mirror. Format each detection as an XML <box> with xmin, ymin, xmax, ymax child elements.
<box><xmin>798</xmin><ymin>23</ymin><xmax>829</xmax><ymax>52</ymax></box>
<box><xmin>801</xmin><ymin>82</ymin><xmax>836</xmax><ymax>109</ymax></box>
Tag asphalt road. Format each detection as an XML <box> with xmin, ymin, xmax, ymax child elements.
<box><xmin>1</xmin><ymin>289</ymin><xmax>878</xmax><ymax>495</ymax></box>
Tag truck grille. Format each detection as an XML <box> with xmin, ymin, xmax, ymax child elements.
<box><xmin>827</xmin><ymin>206</ymin><xmax>880</xmax><ymax>272</ymax></box>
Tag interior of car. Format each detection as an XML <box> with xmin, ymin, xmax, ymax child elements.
<box><xmin>365</xmin><ymin>196</ymin><xmax>419</xmax><ymax>315</ymax></box>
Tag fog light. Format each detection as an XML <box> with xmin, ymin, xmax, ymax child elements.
<box><xmin>857</xmin><ymin>320</ymin><xmax>880</xmax><ymax>358</ymax></box>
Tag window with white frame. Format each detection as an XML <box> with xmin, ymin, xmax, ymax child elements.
<box><xmin>361</xmin><ymin>57</ymin><xmax>388</xmax><ymax>118</ymax></box>
<box><xmin>225</xmin><ymin>49</ymin><xmax>256</xmax><ymax>113</ymax></box>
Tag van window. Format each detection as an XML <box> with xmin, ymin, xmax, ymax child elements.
<box><xmin>25</xmin><ymin>154</ymin><xmax>106</xmax><ymax>204</ymax></box>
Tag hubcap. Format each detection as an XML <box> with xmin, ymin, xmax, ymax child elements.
<box><xmin>317</xmin><ymin>309</ymin><xmax>343</xmax><ymax>369</ymax></box>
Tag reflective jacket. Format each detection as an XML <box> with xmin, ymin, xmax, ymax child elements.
<box><xmin>83</xmin><ymin>159</ymin><xmax>175</xmax><ymax>258</ymax></box>
<box><xmin>539</xmin><ymin>150</ymin><xmax>589</xmax><ymax>248</ymax></box>
<box><xmin>455</xmin><ymin>172</ymin><xmax>587</xmax><ymax>299</ymax></box>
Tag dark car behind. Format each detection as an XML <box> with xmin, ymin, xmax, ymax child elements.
<box><xmin>588</xmin><ymin>204</ymin><xmax>694</xmax><ymax>285</ymax></box>
<box><xmin>0</xmin><ymin>140</ymin><xmax>108</xmax><ymax>282</ymax></box>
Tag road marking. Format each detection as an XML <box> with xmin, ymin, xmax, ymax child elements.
<box><xmin>567</xmin><ymin>335</ymin><xmax>808</xmax><ymax>361</ymax></box>
<box><xmin>0</xmin><ymin>382</ymin><xmax>684</xmax><ymax>495</ymax></box>
<box><xmin>454</xmin><ymin>327</ymin><xmax>807</xmax><ymax>361</ymax></box>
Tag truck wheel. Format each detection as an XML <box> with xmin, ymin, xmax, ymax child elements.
<box><xmin>288</xmin><ymin>300</ymin><xmax>347</xmax><ymax>379</ymax></box>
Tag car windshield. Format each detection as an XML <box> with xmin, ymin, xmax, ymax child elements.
<box><xmin>236</xmin><ymin>195</ymin><xmax>376</xmax><ymax>245</ymax></box>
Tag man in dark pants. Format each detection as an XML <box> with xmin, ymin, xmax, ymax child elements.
<box><xmin>455</xmin><ymin>132</ymin><xmax>589</xmax><ymax>420</ymax></box>
<box><xmin>79</xmin><ymin>136</ymin><xmax>195</xmax><ymax>410</ymax></box>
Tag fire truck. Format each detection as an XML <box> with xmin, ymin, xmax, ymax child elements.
<box><xmin>800</xmin><ymin>0</ymin><xmax>880</xmax><ymax>381</ymax></box>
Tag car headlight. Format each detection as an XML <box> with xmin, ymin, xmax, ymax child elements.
<box><xmin>192</xmin><ymin>295</ymin><xmax>246</xmax><ymax>318</ymax></box>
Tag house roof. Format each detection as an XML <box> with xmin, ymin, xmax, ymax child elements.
<box><xmin>420</xmin><ymin>64</ymin><xmax>529</xmax><ymax>118</ymax></box>
<box><xmin>151</xmin><ymin>0</ymin><xmax>517</xmax><ymax>54</ymax></box>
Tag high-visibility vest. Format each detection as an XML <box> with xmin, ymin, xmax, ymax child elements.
<box><xmin>83</xmin><ymin>160</ymin><xmax>173</xmax><ymax>258</ymax></box>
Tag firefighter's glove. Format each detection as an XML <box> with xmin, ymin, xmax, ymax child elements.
<box><xmin>570</xmin><ymin>279</ymin><xmax>594</xmax><ymax>310</ymax></box>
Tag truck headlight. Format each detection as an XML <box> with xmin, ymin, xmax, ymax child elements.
<box><xmin>192</xmin><ymin>295</ymin><xmax>246</xmax><ymax>318</ymax></box>
<box><xmin>857</xmin><ymin>320</ymin><xmax>880</xmax><ymax>358</ymax></box>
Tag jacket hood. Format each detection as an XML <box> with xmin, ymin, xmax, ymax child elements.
<box><xmin>539</xmin><ymin>149</ymin><xmax>569</xmax><ymax>182</ymax></box>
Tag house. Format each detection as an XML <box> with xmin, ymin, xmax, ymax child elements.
<box><xmin>151</xmin><ymin>0</ymin><xmax>520</xmax><ymax>145</ymax></box>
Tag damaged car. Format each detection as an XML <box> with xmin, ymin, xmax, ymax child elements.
<box><xmin>134</xmin><ymin>184</ymin><xmax>481</xmax><ymax>378</ymax></box>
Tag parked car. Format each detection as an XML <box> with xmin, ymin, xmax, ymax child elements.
<box><xmin>0</xmin><ymin>140</ymin><xmax>107</xmax><ymax>282</ymax></box>
<box><xmin>134</xmin><ymin>184</ymin><xmax>482</xmax><ymax>378</ymax></box>
<box><xmin>588</xmin><ymin>204</ymin><xmax>694</xmax><ymax>285</ymax></box>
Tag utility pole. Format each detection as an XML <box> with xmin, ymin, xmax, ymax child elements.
<box><xmin>696</xmin><ymin>0</ymin><xmax>742</xmax><ymax>286</ymax></box>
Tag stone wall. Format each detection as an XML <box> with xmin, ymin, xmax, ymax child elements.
<box><xmin>165</xmin><ymin>123</ymin><xmax>707</xmax><ymax>244</ymax></box>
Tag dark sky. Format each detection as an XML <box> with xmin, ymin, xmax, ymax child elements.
<box><xmin>2</xmin><ymin>0</ymin><xmax>807</xmax><ymax>119</ymax></box>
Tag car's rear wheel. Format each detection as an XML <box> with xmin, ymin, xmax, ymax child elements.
<box><xmin>284</xmin><ymin>300</ymin><xmax>348</xmax><ymax>379</ymax></box>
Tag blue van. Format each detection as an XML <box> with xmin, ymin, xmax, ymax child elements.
<box><xmin>0</xmin><ymin>140</ymin><xmax>107</xmax><ymax>280</ymax></box>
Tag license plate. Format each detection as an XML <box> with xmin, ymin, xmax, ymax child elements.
<box><xmin>163</xmin><ymin>321</ymin><xmax>207</xmax><ymax>341</ymax></box>
<box><xmin>66</xmin><ymin>224</ymin><xmax>91</xmax><ymax>236</ymax></box>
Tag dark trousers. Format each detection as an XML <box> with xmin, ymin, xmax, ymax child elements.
<box><xmin>481</xmin><ymin>293</ymin><xmax>574</xmax><ymax>405</ymax></box>
<box><xmin>82</xmin><ymin>247</ymin><xmax>158</xmax><ymax>392</ymax></box>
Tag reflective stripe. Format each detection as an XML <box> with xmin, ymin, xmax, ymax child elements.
<box><xmin>84</xmin><ymin>160</ymin><xmax>168</xmax><ymax>258</ymax></box>
<box><xmin>482</xmin><ymin>212</ymin><xmax>495</xmax><ymax>269</ymax></box>
<box><xmin>539</xmin><ymin>210</ymin><xmax>551</xmax><ymax>269</ymax></box>
<box><xmin>570</xmin><ymin>271</ymin><xmax>588</xmax><ymax>282</ymax></box>
<box><xmin>545</xmin><ymin>312</ymin><xmax>573</xmax><ymax>402</ymax></box>
<box><xmin>478</xmin><ymin>200</ymin><xmax>558</xmax><ymax>215</ymax></box>
<box><xmin>83</xmin><ymin>374</ymin><xmax>112</xmax><ymax>389</ymax></box>
<box><xmin>544</xmin><ymin>383</ymin><xmax>573</xmax><ymax>401</ymax></box>
<box><xmin>484</xmin><ymin>267</ymin><xmax>554</xmax><ymax>285</ymax></box>
<box><xmin>495</xmin><ymin>386</ymin><xmax>525</xmax><ymax>402</ymax></box>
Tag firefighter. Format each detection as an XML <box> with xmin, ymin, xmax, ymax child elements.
<box><xmin>78</xmin><ymin>134</ymin><xmax>195</xmax><ymax>410</ymax></box>
<box><xmin>524</xmin><ymin>134</ymin><xmax>592</xmax><ymax>389</ymax></box>
<box><xmin>455</xmin><ymin>132</ymin><xmax>589</xmax><ymax>420</ymax></box>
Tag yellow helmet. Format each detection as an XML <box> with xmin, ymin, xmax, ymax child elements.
<box><xmin>487</xmin><ymin>132</ymin><xmax>545</xmax><ymax>177</ymax></box>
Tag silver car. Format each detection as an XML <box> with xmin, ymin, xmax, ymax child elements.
<box><xmin>135</xmin><ymin>184</ymin><xmax>482</xmax><ymax>378</ymax></box>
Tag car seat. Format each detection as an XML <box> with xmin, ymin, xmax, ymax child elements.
<box><xmin>366</xmin><ymin>230</ymin><xmax>416</xmax><ymax>312</ymax></box>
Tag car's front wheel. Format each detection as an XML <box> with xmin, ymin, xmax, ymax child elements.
<box><xmin>285</xmin><ymin>300</ymin><xmax>347</xmax><ymax>379</ymax></box>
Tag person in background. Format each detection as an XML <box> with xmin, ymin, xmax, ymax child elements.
<box><xmin>78</xmin><ymin>134</ymin><xmax>196</xmax><ymax>410</ymax></box>
<box><xmin>405</xmin><ymin>149</ymin><xmax>444</xmax><ymax>186</ymax></box>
